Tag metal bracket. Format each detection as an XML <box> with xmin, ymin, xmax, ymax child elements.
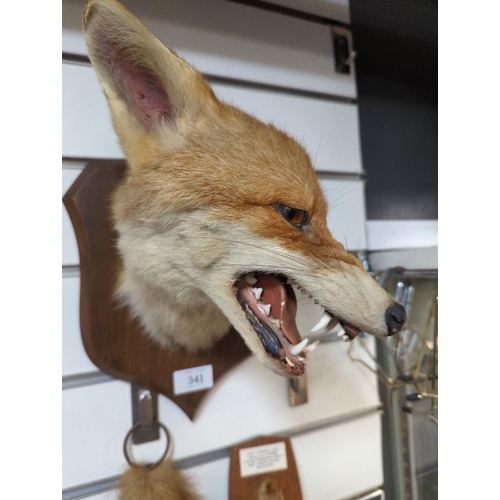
<box><xmin>288</xmin><ymin>374</ymin><xmax>308</xmax><ymax>407</ymax></box>
<box><xmin>131</xmin><ymin>384</ymin><xmax>160</xmax><ymax>444</ymax></box>
<box><xmin>332</xmin><ymin>27</ymin><xmax>356</xmax><ymax>75</ymax></box>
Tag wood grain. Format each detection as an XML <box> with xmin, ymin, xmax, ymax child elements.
<box><xmin>63</xmin><ymin>161</ymin><xmax>251</xmax><ymax>421</ymax></box>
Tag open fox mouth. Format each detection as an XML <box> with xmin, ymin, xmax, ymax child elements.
<box><xmin>235</xmin><ymin>272</ymin><xmax>362</xmax><ymax>376</ymax></box>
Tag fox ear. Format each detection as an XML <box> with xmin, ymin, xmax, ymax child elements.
<box><xmin>83</xmin><ymin>0</ymin><xmax>216</xmax><ymax>145</ymax></box>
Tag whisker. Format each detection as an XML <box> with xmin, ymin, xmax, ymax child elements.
<box><xmin>313</xmin><ymin>135</ymin><xmax>324</xmax><ymax>169</ymax></box>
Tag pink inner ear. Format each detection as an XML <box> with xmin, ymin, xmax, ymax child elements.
<box><xmin>95</xmin><ymin>32</ymin><xmax>175</xmax><ymax>130</ymax></box>
<box><xmin>114</xmin><ymin>61</ymin><xmax>175</xmax><ymax>130</ymax></box>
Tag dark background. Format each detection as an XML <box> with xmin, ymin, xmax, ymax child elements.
<box><xmin>350</xmin><ymin>0</ymin><xmax>438</xmax><ymax>220</ymax></box>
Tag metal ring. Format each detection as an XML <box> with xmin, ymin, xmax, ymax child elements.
<box><xmin>123</xmin><ymin>422</ymin><xmax>172</xmax><ymax>470</ymax></box>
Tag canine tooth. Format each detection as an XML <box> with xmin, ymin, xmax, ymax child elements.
<box><xmin>281</xmin><ymin>301</ymin><xmax>285</xmax><ymax>307</ymax></box>
<box><xmin>343</xmin><ymin>335</ymin><xmax>351</xmax><ymax>342</ymax></box>
<box><xmin>270</xmin><ymin>317</ymin><xmax>281</xmax><ymax>329</ymax></box>
<box><xmin>337</xmin><ymin>329</ymin><xmax>345</xmax><ymax>337</ymax></box>
<box><xmin>298</xmin><ymin>356</ymin><xmax>306</xmax><ymax>363</ymax></box>
<box><xmin>259</xmin><ymin>302</ymin><xmax>271</xmax><ymax>316</ymax></box>
<box><xmin>244</xmin><ymin>273</ymin><xmax>257</xmax><ymax>285</ymax></box>
<box><xmin>303</xmin><ymin>340</ymin><xmax>320</xmax><ymax>353</ymax></box>
<box><xmin>251</xmin><ymin>287</ymin><xmax>263</xmax><ymax>300</ymax></box>
<box><xmin>290</xmin><ymin>338</ymin><xmax>309</xmax><ymax>355</ymax></box>
<box><xmin>311</xmin><ymin>311</ymin><xmax>335</xmax><ymax>333</ymax></box>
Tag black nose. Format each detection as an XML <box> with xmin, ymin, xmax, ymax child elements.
<box><xmin>385</xmin><ymin>303</ymin><xmax>407</xmax><ymax>336</ymax></box>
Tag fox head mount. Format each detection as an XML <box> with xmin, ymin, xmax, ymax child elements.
<box><xmin>83</xmin><ymin>0</ymin><xmax>406</xmax><ymax>377</ymax></box>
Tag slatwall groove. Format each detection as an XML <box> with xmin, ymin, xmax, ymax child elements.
<box><xmin>62</xmin><ymin>0</ymin><xmax>356</xmax><ymax>98</ymax></box>
<box><xmin>62</xmin><ymin>52</ymin><xmax>357</xmax><ymax>105</ymax></box>
<box><xmin>62</xmin><ymin>266</ymin><xmax>80</xmax><ymax>278</ymax></box>
<box><xmin>62</xmin><ymin>156</ymin><xmax>365</xmax><ymax>181</ymax></box>
<box><xmin>62</xmin><ymin>371</ymin><xmax>115</xmax><ymax>390</ymax></box>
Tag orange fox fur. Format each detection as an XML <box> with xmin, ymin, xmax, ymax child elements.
<box><xmin>82</xmin><ymin>0</ymin><xmax>405</xmax><ymax>377</ymax></box>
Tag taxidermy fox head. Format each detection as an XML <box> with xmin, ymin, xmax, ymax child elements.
<box><xmin>83</xmin><ymin>0</ymin><xmax>406</xmax><ymax>377</ymax></box>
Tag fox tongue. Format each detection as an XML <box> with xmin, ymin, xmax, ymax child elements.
<box><xmin>256</xmin><ymin>275</ymin><xmax>301</xmax><ymax>345</ymax></box>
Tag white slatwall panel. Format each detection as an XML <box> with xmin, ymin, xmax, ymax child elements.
<box><xmin>321</xmin><ymin>178</ymin><xmax>367</xmax><ymax>250</ymax></box>
<box><xmin>291</xmin><ymin>414</ymin><xmax>382</xmax><ymax>500</ymax></box>
<box><xmin>369</xmin><ymin>247</ymin><xmax>438</xmax><ymax>271</ymax></box>
<box><xmin>366</xmin><ymin>220</ymin><xmax>438</xmax><ymax>251</ymax></box>
<box><xmin>80</xmin><ymin>414</ymin><xmax>382</xmax><ymax>500</ymax></box>
<box><xmin>62</xmin><ymin>0</ymin><xmax>356</xmax><ymax>98</ymax></box>
<box><xmin>62</xmin><ymin>338</ymin><xmax>379</xmax><ymax>488</ymax></box>
<box><xmin>62</xmin><ymin>64</ymin><xmax>122</xmax><ymax>159</ymax></box>
<box><xmin>183</xmin><ymin>458</ymin><xmax>230</xmax><ymax>500</ymax></box>
<box><xmin>62</xmin><ymin>62</ymin><xmax>362</xmax><ymax>172</ymax></box>
<box><xmin>212</xmin><ymin>84</ymin><xmax>362</xmax><ymax>173</ymax></box>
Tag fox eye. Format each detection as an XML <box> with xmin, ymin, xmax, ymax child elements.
<box><xmin>275</xmin><ymin>204</ymin><xmax>310</xmax><ymax>228</ymax></box>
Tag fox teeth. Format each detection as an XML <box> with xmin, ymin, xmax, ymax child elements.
<box><xmin>303</xmin><ymin>340</ymin><xmax>320</xmax><ymax>353</ymax></box>
<box><xmin>251</xmin><ymin>287</ymin><xmax>263</xmax><ymax>300</ymax></box>
<box><xmin>258</xmin><ymin>302</ymin><xmax>271</xmax><ymax>316</ymax></box>
<box><xmin>343</xmin><ymin>335</ymin><xmax>351</xmax><ymax>342</ymax></box>
<box><xmin>311</xmin><ymin>311</ymin><xmax>337</xmax><ymax>334</ymax></box>
<box><xmin>337</xmin><ymin>329</ymin><xmax>345</xmax><ymax>337</ymax></box>
<box><xmin>290</xmin><ymin>338</ymin><xmax>309</xmax><ymax>355</ymax></box>
<box><xmin>270</xmin><ymin>317</ymin><xmax>281</xmax><ymax>329</ymax></box>
<box><xmin>244</xmin><ymin>273</ymin><xmax>257</xmax><ymax>285</ymax></box>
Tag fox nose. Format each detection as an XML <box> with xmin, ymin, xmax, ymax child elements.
<box><xmin>385</xmin><ymin>303</ymin><xmax>407</xmax><ymax>336</ymax></box>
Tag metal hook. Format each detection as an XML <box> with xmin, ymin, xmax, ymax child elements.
<box><xmin>288</xmin><ymin>374</ymin><xmax>308</xmax><ymax>407</ymax></box>
<box><xmin>131</xmin><ymin>384</ymin><xmax>160</xmax><ymax>445</ymax></box>
<box><xmin>123</xmin><ymin>384</ymin><xmax>173</xmax><ymax>470</ymax></box>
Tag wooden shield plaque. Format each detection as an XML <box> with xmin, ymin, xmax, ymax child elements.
<box><xmin>63</xmin><ymin>160</ymin><xmax>251</xmax><ymax>420</ymax></box>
